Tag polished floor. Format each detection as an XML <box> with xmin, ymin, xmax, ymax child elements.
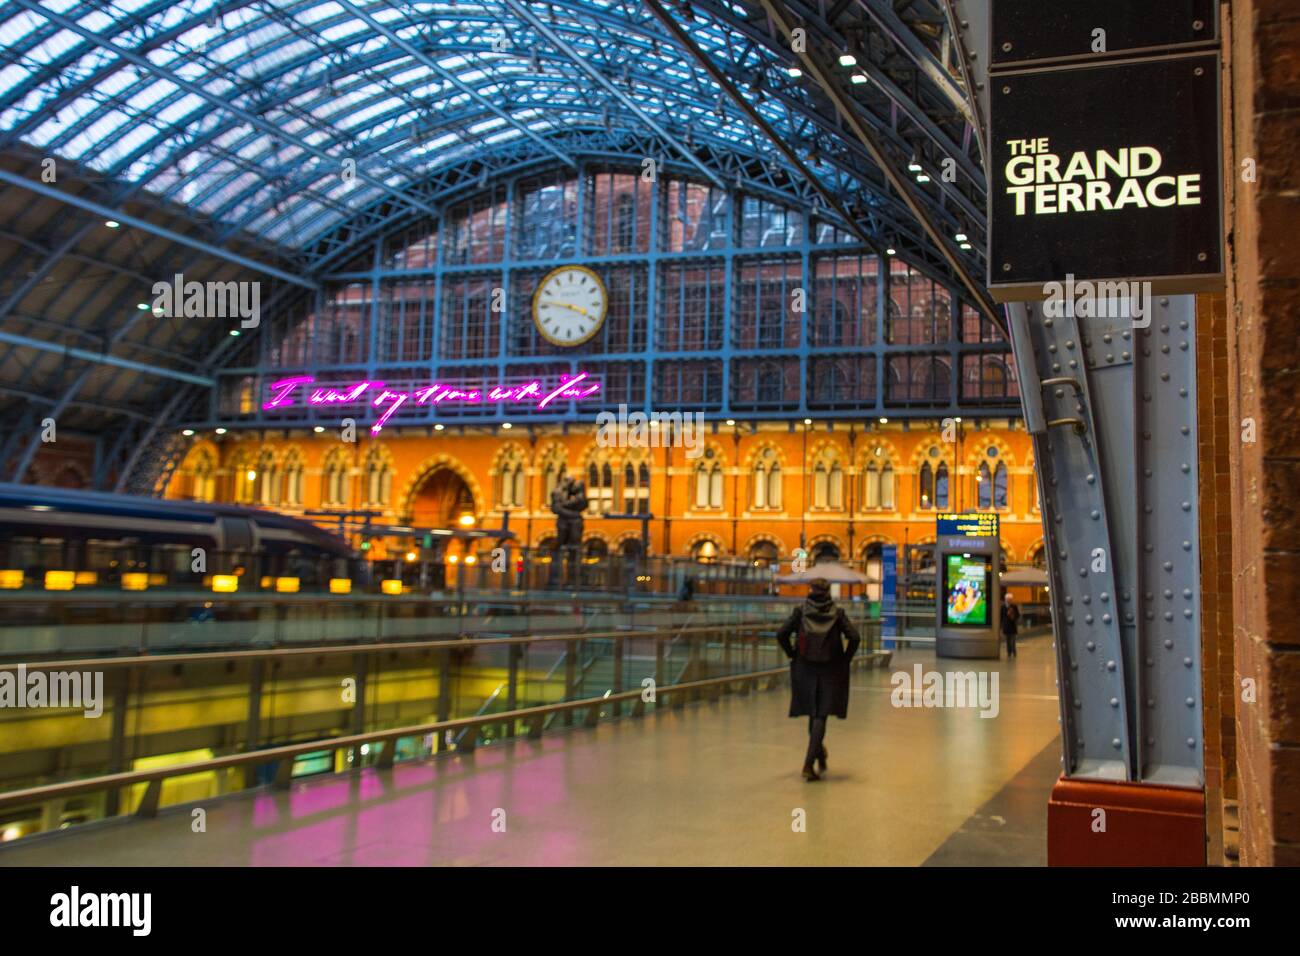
<box><xmin>1</xmin><ymin>639</ymin><xmax>1062</xmax><ymax>866</ymax></box>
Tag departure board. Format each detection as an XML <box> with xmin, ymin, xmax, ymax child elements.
<box><xmin>935</xmin><ymin>512</ymin><xmax>1000</xmax><ymax>539</ymax></box>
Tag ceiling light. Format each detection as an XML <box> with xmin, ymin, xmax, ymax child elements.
<box><xmin>955</xmin><ymin>232</ymin><xmax>968</xmax><ymax>242</ymax></box>
<box><xmin>787</xmin><ymin>67</ymin><xmax>801</xmax><ymax>78</ymax></box>
<box><xmin>501</xmin><ymin>422</ymin><xmax>512</xmax><ymax>429</ymax></box>
<box><xmin>885</xmin><ymin>247</ymin><xmax>896</xmax><ymax>255</ymax></box>
<box><xmin>879</xmin><ymin>417</ymin><xmax>888</xmax><ymax>424</ymax></box>
<box><xmin>725</xmin><ymin>419</ymin><xmax>736</xmax><ymax>426</ymax></box>
<box><xmin>136</xmin><ymin>303</ymin><xmax>149</xmax><ymax>310</ymax></box>
<box><xmin>104</xmin><ymin>220</ymin><xmax>120</xmax><ymax>228</ymax></box>
<box><xmin>215</xmin><ymin>427</ymin><xmax>227</xmax><ymax>435</ymax></box>
<box><xmin>907</xmin><ymin>159</ymin><xmax>922</xmax><ymax>173</ymax></box>
<box><xmin>182</xmin><ymin>429</ymin><xmax>194</xmax><ymax>436</ymax></box>
<box><xmin>960</xmin><ymin>242</ymin><xmax>973</xmax><ymax>250</ymax></box>
<box><xmin>313</xmin><ymin>426</ymin><xmax>325</xmax><ymax>433</ymax></box>
<box><xmin>434</xmin><ymin>423</ymin><xmax>445</xmax><ymax>431</ymax></box>
<box><xmin>916</xmin><ymin>173</ymin><xmax>931</xmax><ymax>183</ymax></box>
<box><xmin>838</xmin><ymin>53</ymin><xmax>857</xmax><ymax>67</ymax></box>
<box><xmin>803</xmin><ymin>418</ymin><xmax>813</xmax><ymax>425</ymax></box>
<box><xmin>229</xmin><ymin>329</ymin><xmax>240</xmax><ymax>336</ymax></box>
<box><xmin>850</xmin><ymin>73</ymin><xmax>867</xmax><ymax>84</ymax></box>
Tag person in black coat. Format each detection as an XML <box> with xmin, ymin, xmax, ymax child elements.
<box><xmin>775</xmin><ymin>578</ymin><xmax>861</xmax><ymax>781</ymax></box>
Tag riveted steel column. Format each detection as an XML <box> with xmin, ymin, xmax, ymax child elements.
<box><xmin>1134</xmin><ymin>296</ymin><xmax>1203</xmax><ymax>786</ymax></box>
<box><xmin>1008</xmin><ymin>301</ymin><xmax>1133</xmax><ymax>780</ymax></box>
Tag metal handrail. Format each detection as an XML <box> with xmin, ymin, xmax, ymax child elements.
<box><xmin>0</xmin><ymin>619</ymin><xmax>782</xmax><ymax>672</ymax></box>
<box><xmin>0</xmin><ymin>664</ymin><xmax>797</xmax><ymax>817</ymax></box>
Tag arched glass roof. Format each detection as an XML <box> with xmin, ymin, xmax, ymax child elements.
<box><xmin>0</xmin><ymin>0</ymin><xmax>986</xmax><ymax>268</ymax></box>
<box><xmin>0</xmin><ymin>0</ymin><xmax>994</xmax><ymax>492</ymax></box>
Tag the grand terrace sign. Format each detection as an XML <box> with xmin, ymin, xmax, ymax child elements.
<box><xmin>262</xmin><ymin>372</ymin><xmax>602</xmax><ymax>432</ymax></box>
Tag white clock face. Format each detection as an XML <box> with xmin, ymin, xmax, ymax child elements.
<box><xmin>532</xmin><ymin>265</ymin><xmax>608</xmax><ymax>346</ymax></box>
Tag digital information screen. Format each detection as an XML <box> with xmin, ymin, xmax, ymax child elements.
<box><xmin>944</xmin><ymin>554</ymin><xmax>993</xmax><ymax>628</ymax></box>
<box><xmin>935</xmin><ymin>512</ymin><xmax>1000</xmax><ymax>539</ymax></box>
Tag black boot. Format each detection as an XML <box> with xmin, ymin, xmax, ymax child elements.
<box><xmin>802</xmin><ymin>763</ymin><xmax>820</xmax><ymax>781</ymax></box>
<box><xmin>817</xmin><ymin>745</ymin><xmax>828</xmax><ymax>774</ymax></box>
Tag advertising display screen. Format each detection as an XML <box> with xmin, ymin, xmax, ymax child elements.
<box><xmin>944</xmin><ymin>554</ymin><xmax>992</xmax><ymax>628</ymax></box>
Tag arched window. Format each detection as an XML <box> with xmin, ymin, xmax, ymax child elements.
<box><xmin>919</xmin><ymin>462</ymin><xmax>934</xmax><ymax>510</ymax></box>
<box><xmin>810</xmin><ymin>541</ymin><xmax>841</xmax><ymax>565</ymax></box>
<box><xmin>694</xmin><ymin>458</ymin><xmax>723</xmax><ymax>509</ymax></box>
<box><xmin>862</xmin><ymin>451</ymin><xmax>894</xmax><ymax>511</ymax></box>
<box><xmin>993</xmin><ymin>461</ymin><xmax>1008</xmax><ymax>510</ymax></box>
<box><xmin>977</xmin><ymin>461</ymin><xmax>992</xmax><ymax>509</ymax></box>
<box><xmin>257</xmin><ymin>449</ymin><xmax>279</xmax><ymax>506</ymax></box>
<box><xmin>691</xmin><ymin>539</ymin><xmax>720</xmax><ymax>564</ymax></box>
<box><xmin>752</xmin><ymin>448</ymin><xmax>782</xmax><ymax>510</ymax></box>
<box><xmin>748</xmin><ymin>540</ymin><xmax>780</xmax><ymax>568</ymax></box>
<box><xmin>584</xmin><ymin>538</ymin><xmax>609</xmax><ymax>563</ymax></box>
<box><xmin>322</xmin><ymin>449</ymin><xmax>349</xmax><ymax>508</ymax></box>
<box><xmin>282</xmin><ymin>450</ymin><xmax>304</xmax><ymax>507</ymax></box>
<box><xmin>935</xmin><ymin>462</ymin><xmax>949</xmax><ymax>510</ymax></box>
<box><xmin>230</xmin><ymin>451</ymin><xmax>255</xmax><ymax>505</ymax></box>
<box><xmin>190</xmin><ymin>450</ymin><xmax>216</xmax><ymax>503</ymax></box>
<box><xmin>624</xmin><ymin>460</ymin><xmax>651</xmax><ymax>513</ymax></box>
<box><xmin>587</xmin><ymin>460</ymin><xmax>615</xmax><ymax>514</ymax></box>
<box><xmin>363</xmin><ymin>447</ymin><xmax>393</xmax><ymax>508</ymax></box>
<box><xmin>540</xmin><ymin>450</ymin><xmax>564</xmax><ymax>502</ymax></box>
<box><xmin>811</xmin><ymin>451</ymin><xmax>843</xmax><ymax>510</ymax></box>
<box><xmin>496</xmin><ymin>451</ymin><xmax>526</xmax><ymax>509</ymax></box>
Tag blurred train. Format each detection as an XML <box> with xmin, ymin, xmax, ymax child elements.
<box><xmin>0</xmin><ymin>483</ymin><xmax>358</xmax><ymax>592</ymax></box>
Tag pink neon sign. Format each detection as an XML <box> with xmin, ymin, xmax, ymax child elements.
<box><xmin>262</xmin><ymin>372</ymin><xmax>602</xmax><ymax>433</ymax></box>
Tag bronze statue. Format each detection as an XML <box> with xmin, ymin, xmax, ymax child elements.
<box><xmin>549</xmin><ymin>474</ymin><xmax>587</xmax><ymax>586</ymax></box>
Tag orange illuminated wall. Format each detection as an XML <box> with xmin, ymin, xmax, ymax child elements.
<box><xmin>166</xmin><ymin>420</ymin><xmax>1045</xmax><ymax>566</ymax></box>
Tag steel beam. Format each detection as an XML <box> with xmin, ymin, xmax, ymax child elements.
<box><xmin>0</xmin><ymin>170</ymin><xmax>315</xmax><ymax>290</ymax></box>
<box><xmin>756</xmin><ymin>0</ymin><xmax>1003</xmax><ymax>332</ymax></box>
<box><xmin>499</xmin><ymin>0</ymin><xmax>728</xmax><ymax>190</ymax></box>
<box><xmin>334</xmin><ymin>0</ymin><xmax>576</xmax><ymax>171</ymax></box>
<box><xmin>645</xmin><ymin>0</ymin><xmax>877</xmax><ymax>251</ymax></box>
<box><xmin>0</xmin><ymin>330</ymin><xmax>215</xmax><ymax>388</ymax></box>
<box><xmin>10</xmin><ymin>0</ymin><xmax>438</xmax><ymax>223</ymax></box>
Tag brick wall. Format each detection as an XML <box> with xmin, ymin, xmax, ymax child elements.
<box><xmin>1224</xmin><ymin>0</ymin><xmax>1300</xmax><ymax>866</ymax></box>
<box><xmin>1196</xmin><ymin>291</ymin><xmax>1236</xmax><ymax>864</ymax></box>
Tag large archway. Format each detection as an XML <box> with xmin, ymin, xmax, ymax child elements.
<box><xmin>407</xmin><ymin>466</ymin><xmax>478</xmax><ymax>528</ymax></box>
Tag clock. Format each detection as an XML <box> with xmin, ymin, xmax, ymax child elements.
<box><xmin>531</xmin><ymin>265</ymin><xmax>608</xmax><ymax>347</ymax></box>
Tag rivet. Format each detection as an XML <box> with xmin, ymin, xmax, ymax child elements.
<box><xmin>1110</xmin><ymin>698</ymin><xmax>1119</xmax><ymax>708</ymax></box>
<box><xmin>1106</xmin><ymin>660</ymin><xmax>1116</xmax><ymax>671</ymax></box>
<box><xmin>1164</xmin><ymin>639</ymin><xmax>1174</xmax><ymax>649</ymax></box>
<box><xmin>1112</xmin><ymin>738</ymin><xmax>1122</xmax><ymax>750</ymax></box>
<box><xmin>1186</xmin><ymin>697</ymin><xmax>1195</xmax><ymax>707</ymax></box>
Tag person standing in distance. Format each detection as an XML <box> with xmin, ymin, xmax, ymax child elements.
<box><xmin>1002</xmin><ymin>592</ymin><xmax>1020</xmax><ymax>659</ymax></box>
<box><xmin>775</xmin><ymin>577</ymin><xmax>860</xmax><ymax>781</ymax></box>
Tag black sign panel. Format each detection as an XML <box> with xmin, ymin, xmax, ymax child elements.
<box><xmin>991</xmin><ymin>0</ymin><xmax>1217</xmax><ymax>67</ymax></box>
<box><xmin>988</xmin><ymin>53</ymin><xmax>1222</xmax><ymax>300</ymax></box>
